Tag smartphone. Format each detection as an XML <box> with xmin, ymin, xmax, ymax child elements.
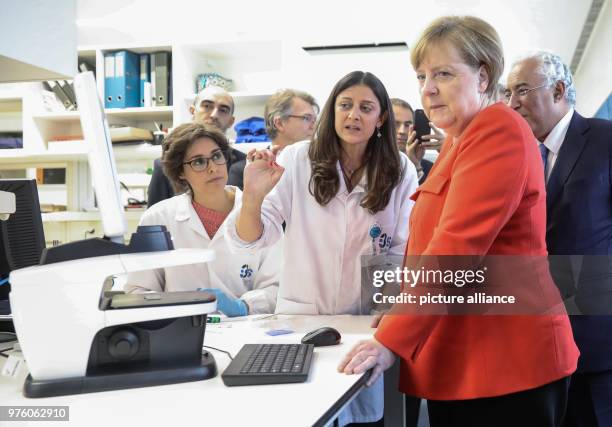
<box><xmin>414</xmin><ymin>109</ymin><xmax>431</xmax><ymax>143</ymax></box>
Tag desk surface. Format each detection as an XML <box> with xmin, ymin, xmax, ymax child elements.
<box><xmin>0</xmin><ymin>315</ymin><xmax>375</xmax><ymax>427</ymax></box>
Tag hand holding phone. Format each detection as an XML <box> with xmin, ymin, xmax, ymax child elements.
<box><xmin>414</xmin><ymin>109</ymin><xmax>431</xmax><ymax>143</ymax></box>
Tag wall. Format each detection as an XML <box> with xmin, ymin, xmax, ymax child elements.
<box><xmin>1</xmin><ymin>0</ymin><xmax>77</xmax><ymax>82</ymax></box>
<box><xmin>75</xmin><ymin>0</ymin><xmax>593</xmax><ymax>112</ymax></box>
<box><xmin>574</xmin><ymin>0</ymin><xmax>612</xmax><ymax>116</ymax></box>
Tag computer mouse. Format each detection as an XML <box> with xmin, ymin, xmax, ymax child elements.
<box><xmin>301</xmin><ymin>327</ymin><xmax>341</xmax><ymax>347</ymax></box>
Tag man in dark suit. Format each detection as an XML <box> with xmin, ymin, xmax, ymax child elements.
<box><xmin>391</xmin><ymin>98</ymin><xmax>443</xmax><ymax>184</ymax></box>
<box><xmin>147</xmin><ymin>86</ymin><xmax>246</xmax><ymax>207</ymax></box>
<box><xmin>507</xmin><ymin>51</ymin><xmax>612</xmax><ymax>427</ymax></box>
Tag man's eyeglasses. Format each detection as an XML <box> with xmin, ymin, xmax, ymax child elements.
<box><xmin>286</xmin><ymin>114</ymin><xmax>316</xmax><ymax>124</ymax></box>
<box><xmin>182</xmin><ymin>150</ymin><xmax>227</xmax><ymax>172</ymax></box>
<box><xmin>504</xmin><ymin>84</ymin><xmax>548</xmax><ymax>102</ymax></box>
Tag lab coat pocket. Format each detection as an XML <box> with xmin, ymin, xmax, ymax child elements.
<box><xmin>275</xmin><ymin>297</ymin><xmax>318</xmax><ymax>315</ymax></box>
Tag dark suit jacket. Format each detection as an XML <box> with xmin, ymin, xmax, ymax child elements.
<box><xmin>544</xmin><ymin>111</ymin><xmax>612</xmax><ymax>373</ymax></box>
<box><xmin>147</xmin><ymin>148</ymin><xmax>247</xmax><ymax>208</ymax></box>
<box><xmin>419</xmin><ymin>159</ymin><xmax>434</xmax><ymax>184</ymax></box>
<box><xmin>228</xmin><ymin>158</ymin><xmax>246</xmax><ymax>191</ymax></box>
<box><xmin>147</xmin><ymin>158</ymin><xmax>174</xmax><ymax>208</ymax></box>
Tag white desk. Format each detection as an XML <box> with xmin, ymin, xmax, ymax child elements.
<box><xmin>0</xmin><ymin>315</ymin><xmax>396</xmax><ymax>427</ymax></box>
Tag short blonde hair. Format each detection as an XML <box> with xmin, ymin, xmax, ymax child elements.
<box><xmin>411</xmin><ymin>16</ymin><xmax>504</xmax><ymax>99</ymax></box>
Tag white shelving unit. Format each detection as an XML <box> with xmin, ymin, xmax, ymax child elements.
<box><xmin>1</xmin><ymin>40</ymin><xmax>284</xmax><ymax>243</ymax></box>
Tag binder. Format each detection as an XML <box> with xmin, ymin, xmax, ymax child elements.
<box><xmin>150</xmin><ymin>52</ymin><xmax>170</xmax><ymax>106</ymax></box>
<box><xmin>103</xmin><ymin>52</ymin><xmax>116</xmax><ymax>108</ymax></box>
<box><xmin>58</xmin><ymin>80</ymin><xmax>77</xmax><ymax>109</ymax></box>
<box><xmin>114</xmin><ymin>50</ymin><xmax>140</xmax><ymax>108</ymax></box>
<box><xmin>139</xmin><ymin>54</ymin><xmax>150</xmax><ymax>107</ymax></box>
<box><xmin>46</xmin><ymin>81</ymin><xmax>74</xmax><ymax>111</ymax></box>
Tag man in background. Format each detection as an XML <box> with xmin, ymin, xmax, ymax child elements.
<box><xmin>225</xmin><ymin>89</ymin><xmax>318</xmax><ymax>190</ymax></box>
<box><xmin>148</xmin><ymin>86</ymin><xmax>246</xmax><ymax>206</ymax></box>
<box><xmin>507</xmin><ymin>51</ymin><xmax>612</xmax><ymax>427</ymax></box>
<box><xmin>391</xmin><ymin>98</ymin><xmax>444</xmax><ymax>184</ymax></box>
<box><xmin>264</xmin><ymin>89</ymin><xmax>318</xmax><ymax>153</ymax></box>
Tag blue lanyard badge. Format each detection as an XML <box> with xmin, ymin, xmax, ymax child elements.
<box><xmin>369</xmin><ymin>223</ymin><xmax>382</xmax><ymax>255</ymax></box>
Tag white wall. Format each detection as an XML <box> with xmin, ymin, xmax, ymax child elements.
<box><xmin>75</xmin><ymin>0</ymin><xmax>593</xmax><ymax>112</ymax></box>
<box><xmin>574</xmin><ymin>0</ymin><xmax>612</xmax><ymax>116</ymax></box>
<box><xmin>1</xmin><ymin>0</ymin><xmax>77</xmax><ymax>82</ymax></box>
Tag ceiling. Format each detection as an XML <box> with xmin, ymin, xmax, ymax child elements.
<box><xmin>76</xmin><ymin>0</ymin><xmax>594</xmax><ymax>73</ymax></box>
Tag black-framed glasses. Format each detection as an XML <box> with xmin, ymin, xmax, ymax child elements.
<box><xmin>286</xmin><ymin>114</ymin><xmax>316</xmax><ymax>124</ymax></box>
<box><xmin>182</xmin><ymin>150</ymin><xmax>227</xmax><ymax>172</ymax></box>
<box><xmin>504</xmin><ymin>84</ymin><xmax>548</xmax><ymax>102</ymax></box>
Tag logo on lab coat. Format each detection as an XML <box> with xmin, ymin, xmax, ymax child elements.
<box><xmin>378</xmin><ymin>233</ymin><xmax>392</xmax><ymax>251</ymax></box>
<box><xmin>240</xmin><ymin>264</ymin><xmax>253</xmax><ymax>279</ymax></box>
<box><xmin>369</xmin><ymin>224</ymin><xmax>382</xmax><ymax>240</ymax></box>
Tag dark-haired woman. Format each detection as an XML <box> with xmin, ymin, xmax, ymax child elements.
<box><xmin>227</xmin><ymin>70</ymin><xmax>417</xmax><ymax>315</ymax></box>
<box><xmin>225</xmin><ymin>71</ymin><xmax>418</xmax><ymax>424</ymax></box>
<box><xmin>126</xmin><ymin>123</ymin><xmax>279</xmax><ymax>316</ymax></box>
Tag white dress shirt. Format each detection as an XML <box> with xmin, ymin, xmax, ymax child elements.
<box><xmin>540</xmin><ymin>107</ymin><xmax>574</xmax><ymax>183</ymax></box>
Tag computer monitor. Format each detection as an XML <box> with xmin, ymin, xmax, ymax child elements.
<box><xmin>74</xmin><ymin>71</ymin><xmax>127</xmax><ymax>243</ymax></box>
<box><xmin>0</xmin><ymin>179</ymin><xmax>46</xmax><ymax>325</ymax></box>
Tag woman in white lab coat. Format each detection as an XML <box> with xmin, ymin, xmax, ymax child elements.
<box><xmin>225</xmin><ymin>71</ymin><xmax>418</xmax><ymax>425</ymax></box>
<box><xmin>226</xmin><ymin>71</ymin><xmax>417</xmax><ymax>314</ymax></box>
<box><xmin>126</xmin><ymin>123</ymin><xmax>279</xmax><ymax>315</ymax></box>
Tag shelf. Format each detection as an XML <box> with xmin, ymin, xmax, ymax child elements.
<box><xmin>187</xmin><ymin>91</ymin><xmax>271</xmax><ymax>104</ymax></box>
<box><xmin>42</xmin><ymin>210</ymin><xmax>145</xmax><ymax>222</ymax></box>
<box><xmin>78</xmin><ymin>44</ymin><xmax>172</xmax><ymax>55</ymax></box>
<box><xmin>32</xmin><ymin>106</ymin><xmax>173</xmax><ymax>123</ymax></box>
<box><xmin>0</xmin><ymin>144</ymin><xmax>161</xmax><ymax>164</ymax></box>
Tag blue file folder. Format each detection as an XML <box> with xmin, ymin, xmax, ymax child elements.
<box><xmin>114</xmin><ymin>50</ymin><xmax>140</xmax><ymax>108</ymax></box>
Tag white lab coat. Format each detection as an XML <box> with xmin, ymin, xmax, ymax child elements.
<box><xmin>225</xmin><ymin>141</ymin><xmax>418</xmax><ymax>425</ymax></box>
<box><xmin>226</xmin><ymin>140</ymin><xmax>418</xmax><ymax>315</ymax></box>
<box><xmin>126</xmin><ymin>188</ymin><xmax>280</xmax><ymax>314</ymax></box>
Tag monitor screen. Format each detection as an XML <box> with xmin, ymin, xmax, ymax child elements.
<box><xmin>74</xmin><ymin>71</ymin><xmax>127</xmax><ymax>243</ymax></box>
<box><xmin>0</xmin><ymin>179</ymin><xmax>45</xmax><ymax>320</ymax></box>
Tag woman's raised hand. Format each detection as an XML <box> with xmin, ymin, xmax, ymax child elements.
<box><xmin>243</xmin><ymin>149</ymin><xmax>285</xmax><ymax>203</ymax></box>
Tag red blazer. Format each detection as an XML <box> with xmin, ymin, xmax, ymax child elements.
<box><xmin>375</xmin><ymin>103</ymin><xmax>579</xmax><ymax>400</ymax></box>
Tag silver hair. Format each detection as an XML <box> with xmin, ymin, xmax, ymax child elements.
<box><xmin>513</xmin><ymin>51</ymin><xmax>576</xmax><ymax>106</ymax></box>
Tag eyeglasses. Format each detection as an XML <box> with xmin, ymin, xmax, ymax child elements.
<box><xmin>182</xmin><ymin>150</ymin><xmax>227</xmax><ymax>172</ymax></box>
<box><xmin>286</xmin><ymin>114</ymin><xmax>316</xmax><ymax>124</ymax></box>
<box><xmin>504</xmin><ymin>84</ymin><xmax>548</xmax><ymax>102</ymax></box>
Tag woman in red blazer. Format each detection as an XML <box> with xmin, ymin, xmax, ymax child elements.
<box><xmin>339</xmin><ymin>16</ymin><xmax>579</xmax><ymax>426</ymax></box>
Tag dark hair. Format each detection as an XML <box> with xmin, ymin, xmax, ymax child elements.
<box><xmin>390</xmin><ymin>98</ymin><xmax>414</xmax><ymax>116</ymax></box>
<box><xmin>308</xmin><ymin>71</ymin><xmax>402</xmax><ymax>214</ymax></box>
<box><xmin>161</xmin><ymin>123</ymin><xmax>230</xmax><ymax>193</ymax></box>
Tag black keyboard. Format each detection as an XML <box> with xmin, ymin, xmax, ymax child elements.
<box><xmin>221</xmin><ymin>343</ymin><xmax>314</xmax><ymax>386</ymax></box>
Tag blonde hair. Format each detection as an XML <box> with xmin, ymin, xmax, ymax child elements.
<box><xmin>411</xmin><ymin>16</ymin><xmax>504</xmax><ymax>99</ymax></box>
